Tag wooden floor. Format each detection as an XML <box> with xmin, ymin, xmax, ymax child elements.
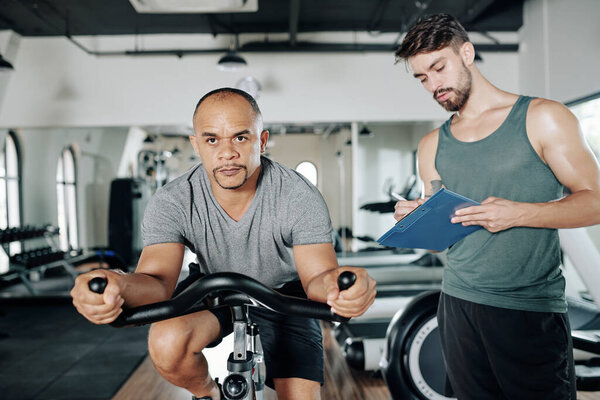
<box><xmin>113</xmin><ymin>323</ymin><xmax>600</xmax><ymax>400</ymax></box>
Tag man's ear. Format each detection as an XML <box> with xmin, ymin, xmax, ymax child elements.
<box><xmin>189</xmin><ymin>134</ymin><xmax>200</xmax><ymax>155</ymax></box>
<box><xmin>260</xmin><ymin>130</ymin><xmax>269</xmax><ymax>154</ymax></box>
<box><xmin>460</xmin><ymin>42</ymin><xmax>476</xmax><ymax>66</ymax></box>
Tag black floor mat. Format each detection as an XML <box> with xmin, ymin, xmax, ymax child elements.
<box><xmin>0</xmin><ymin>301</ymin><xmax>149</xmax><ymax>400</ymax></box>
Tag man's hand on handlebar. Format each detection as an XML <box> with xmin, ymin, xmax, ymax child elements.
<box><xmin>70</xmin><ymin>269</ymin><xmax>125</xmax><ymax>325</ymax></box>
<box><xmin>324</xmin><ymin>267</ymin><xmax>376</xmax><ymax>318</ymax></box>
<box><xmin>393</xmin><ymin>198</ymin><xmax>426</xmax><ymax>221</ymax></box>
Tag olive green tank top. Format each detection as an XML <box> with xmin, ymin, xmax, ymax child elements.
<box><xmin>435</xmin><ymin>95</ymin><xmax>566</xmax><ymax>313</ymax></box>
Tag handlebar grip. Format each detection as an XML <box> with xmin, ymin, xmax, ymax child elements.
<box><xmin>89</xmin><ymin>277</ymin><xmax>107</xmax><ymax>294</ymax></box>
<box><xmin>337</xmin><ymin>271</ymin><xmax>356</xmax><ymax>291</ymax></box>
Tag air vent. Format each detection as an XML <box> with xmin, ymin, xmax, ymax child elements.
<box><xmin>128</xmin><ymin>0</ymin><xmax>258</xmax><ymax>14</ymax></box>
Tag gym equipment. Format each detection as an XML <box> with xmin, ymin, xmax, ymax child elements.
<box><xmin>360</xmin><ymin>174</ymin><xmax>421</xmax><ymax>214</ymax></box>
<box><xmin>340</xmin><ymin>288</ymin><xmax>600</xmax><ymax>399</ymax></box>
<box><xmin>108</xmin><ymin>178</ymin><xmax>151</xmax><ymax>265</ymax></box>
<box><xmin>335</xmin><ymin>250</ymin><xmax>444</xmax><ymax>373</ymax></box>
<box><xmin>380</xmin><ymin>290</ymin><xmax>453</xmax><ymax>399</ymax></box>
<box><xmin>0</xmin><ymin>225</ymin><xmax>125</xmax><ymax>295</ymax></box>
<box><xmin>0</xmin><ymin>225</ymin><xmax>79</xmax><ymax>295</ymax></box>
<box><xmin>336</xmin><ymin>228</ymin><xmax>600</xmax><ymax>399</ymax></box>
<box><xmin>378</xmin><ymin>290</ymin><xmax>600</xmax><ymax>399</ymax></box>
<box><xmin>560</xmin><ymin>228</ymin><xmax>600</xmax><ymax>391</ymax></box>
<box><xmin>88</xmin><ymin>270</ymin><xmax>356</xmax><ymax>400</ymax></box>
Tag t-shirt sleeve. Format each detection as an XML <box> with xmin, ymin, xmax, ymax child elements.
<box><xmin>141</xmin><ymin>189</ymin><xmax>187</xmax><ymax>247</ymax></box>
<box><xmin>289</xmin><ymin>181</ymin><xmax>333</xmax><ymax>246</ymax></box>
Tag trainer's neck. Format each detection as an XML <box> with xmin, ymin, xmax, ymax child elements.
<box><xmin>455</xmin><ymin>70</ymin><xmax>507</xmax><ymax>121</ymax></box>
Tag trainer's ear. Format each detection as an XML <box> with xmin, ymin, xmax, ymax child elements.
<box><xmin>460</xmin><ymin>42</ymin><xmax>476</xmax><ymax>66</ymax></box>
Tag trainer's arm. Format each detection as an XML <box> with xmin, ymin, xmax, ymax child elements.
<box><xmin>71</xmin><ymin>243</ymin><xmax>184</xmax><ymax>324</ymax></box>
<box><xmin>418</xmin><ymin>128</ymin><xmax>445</xmax><ymax>197</ymax></box>
<box><xmin>453</xmin><ymin>99</ymin><xmax>600</xmax><ymax>231</ymax></box>
<box><xmin>394</xmin><ymin>129</ymin><xmax>440</xmax><ymax>221</ymax></box>
<box><xmin>293</xmin><ymin>242</ymin><xmax>376</xmax><ymax>318</ymax></box>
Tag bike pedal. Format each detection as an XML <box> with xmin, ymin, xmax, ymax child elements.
<box><xmin>216</xmin><ymin>377</ymin><xmax>224</xmax><ymax>398</ymax></box>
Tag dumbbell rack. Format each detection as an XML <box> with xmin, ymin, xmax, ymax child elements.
<box><xmin>0</xmin><ymin>225</ymin><xmax>79</xmax><ymax>295</ymax></box>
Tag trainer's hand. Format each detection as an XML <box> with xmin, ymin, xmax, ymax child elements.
<box><xmin>451</xmin><ymin>196</ymin><xmax>524</xmax><ymax>233</ymax></box>
<box><xmin>393</xmin><ymin>198</ymin><xmax>426</xmax><ymax>221</ymax></box>
<box><xmin>70</xmin><ymin>269</ymin><xmax>126</xmax><ymax>324</ymax></box>
<box><xmin>324</xmin><ymin>266</ymin><xmax>376</xmax><ymax>318</ymax></box>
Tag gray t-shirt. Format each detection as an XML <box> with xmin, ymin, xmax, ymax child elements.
<box><xmin>142</xmin><ymin>157</ymin><xmax>333</xmax><ymax>288</ymax></box>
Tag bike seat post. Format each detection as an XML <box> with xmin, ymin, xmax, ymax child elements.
<box><xmin>231</xmin><ymin>304</ymin><xmax>249</xmax><ymax>360</ymax></box>
<box><xmin>248</xmin><ymin>323</ymin><xmax>266</xmax><ymax>400</ymax></box>
<box><xmin>223</xmin><ymin>304</ymin><xmax>254</xmax><ymax>400</ymax></box>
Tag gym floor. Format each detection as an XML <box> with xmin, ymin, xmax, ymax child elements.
<box><xmin>2</xmin><ymin>271</ymin><xmax>599</xmax><ymax>400</ymax></box>
<box><xmin>112</xmin><ymin>322</ymin><xmax>600</xmax><ymax>400</ymax></box>
<box><xmin>112</xmin><ymin>322</ymin><xmax>390</xmax><ymax>400</ymax></box>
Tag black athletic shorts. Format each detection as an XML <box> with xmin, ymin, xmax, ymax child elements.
<box><xmin>438</xmin><ymin>292</ymin><xmax>576</xmax><ymax>400</ymax></box>
<box><xmin>172</xmin><ymin>265</ymin><xmax>324</xmax><ymax>388</ymax></box>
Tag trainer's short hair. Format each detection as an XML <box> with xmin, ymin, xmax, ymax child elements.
<box><xmin>395</xmin><ymin>13</ymin><xmax>470</xmax><ymax>63</ymax></box>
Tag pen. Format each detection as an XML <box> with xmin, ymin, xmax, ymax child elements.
<box><xmin>390</xmin><ymin>192</ymin><xmax>407</xmax><ymax>201</ymax></box>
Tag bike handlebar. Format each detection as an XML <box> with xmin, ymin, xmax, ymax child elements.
<box><xmin>89</xmin><ymin>271</ymin><xmax>356</xmax><ymax>327</ymax></box>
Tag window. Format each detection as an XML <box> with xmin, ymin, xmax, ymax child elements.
<box><xmin>295</xmin><ymin>161</ymin><xmax>318</xmax><ymax>186</ymax></box>
<box><xmin>0</xmin><ymin>131</ymin><xmax>22</xmax><ymax>273</ymax></box>
<box><xmin>567</xmin><ymin>93</ymin><xmax>600</xmax><ymax>299</ymax></box>
<box><xmin>56</xmin><ymin>147</ymin><xmax>78</xmax><ymax>251</ymax></box>
<box><xmin>570</xmin><ymin>93</ymin><xmax>600</xmax><ymax>160</ymax></box>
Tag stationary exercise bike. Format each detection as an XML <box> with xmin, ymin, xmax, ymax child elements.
<box><xmin>88</xmin><ymin>270</ymin><xmax>356</xmax><ymax>400</ymax></box>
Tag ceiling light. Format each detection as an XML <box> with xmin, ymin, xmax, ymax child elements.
<box><xmin>0</xmin><ymin>54</ymin><xmax>14</xmax><ymax>71</ymax></box>
<box><xmin>236</xmin><ymin>76</ymin><xmax>261</xmax><ymax>99</ymax></box>
<box><xmin>128</xmin><ymin>0</ymin><xmax>258</xmax><ymax>14</ymax></box>
<box><xmin>217</xmin><ymin>51</ymin><xmax>247</xmax><ymax>71</ymax></box>
<box><xmin>360</xmin><ymin>126</ymin><xmax>373</xmax><ymax>137</ymax></box>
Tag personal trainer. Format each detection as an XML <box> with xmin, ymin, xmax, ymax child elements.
<box><xmin>393</xmin><ymin>13</ymin><xmax>600</xmax><ymax>400</ymax></box>
<box><xmin>71</xmin><ymin>88</ymin><xmax>376</xmax><ymax>400</ymax></box>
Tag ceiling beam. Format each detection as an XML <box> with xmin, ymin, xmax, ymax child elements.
<box><xmin>118</xmin><ymin>42</ymin><xmax>518</xmax><ymax>56</ymax></box>
<box><xmin>460</xmin><ymin>0</ymin><xmax>497</xmax><ymax>26</ymax></box>
<box><xmin>65</xmin><ymin>37</ymin><xmax>517</xmax><ymax>57</ymax></box>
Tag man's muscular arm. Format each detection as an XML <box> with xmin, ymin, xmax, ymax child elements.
<box><xmin>71</xmin><ymin>243</ymin><xmax>185</xmax><ymax>324</ymax></box>
<box><xmin>293</xmin><ymin>242</ymin><xmax>376</xmax><ymax>318</ymax></box>
<box><xmin>453</xmin><ymin>99</ymin><xmax>600</xmax><ymax>232</ymax></box>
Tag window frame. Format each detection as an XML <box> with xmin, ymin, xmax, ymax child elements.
<box><xmin>0</xmin><ymin>130</ymin><xmax>23</xmax><ymax>274</ymax></box>
<box><xmin>56</xmin><ymin>146</ymin><xmax>79</xmax><ymax>251</ymax></box>
<box><xmin>567</xmin><ymin>91</ymin><xmax>600</xmax><ymax>160</ymax></box>
<box><xmin>295</xmin><ymin>160</ymin><xmax>318</xmax><ymax>186</ymax></box>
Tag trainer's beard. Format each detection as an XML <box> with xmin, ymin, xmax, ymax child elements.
<box><xmin>213</xmin><ymin>165</ymin><xmax>249</xmax><ymax>190</ymax></box>
<box><xmin>434</xmin><ymin>63</ymin><xmax>472</xmax><ymax>112</ymax></box>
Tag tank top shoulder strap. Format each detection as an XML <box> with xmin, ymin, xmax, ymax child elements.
<box><xmin>507</xmin><ymin>95</ymin><xmax>534</xmax><ymax>123</ymax></box>
<box><xmin>438</xmin><ymin>114</ymin><xmax>454</xmax><ymax>140</ymax></box>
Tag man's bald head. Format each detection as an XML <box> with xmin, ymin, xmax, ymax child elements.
<box><xmin>193</xmin><ymin>87</ymin><xmax>262</xmax><ymax>125</ymax></box>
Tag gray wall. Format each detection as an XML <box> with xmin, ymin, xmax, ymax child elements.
<box><xmin>266</xmin><ymin>129</ymin><xmax>353</xmax><ymax>232</ymax></box>
<box><xmin>16</xmin><ymin>127</ymin><xmax>128</xmax><ymax>248</ymax></box>
<box><xmin>354</xmin><ymin>122</ymin><xmax>439</xmax><ymax>244</ymax></box>
<box><xmin>520</xmin><ymin>0</ymin><xmax>600</xmax><ymax>102</ymax></box>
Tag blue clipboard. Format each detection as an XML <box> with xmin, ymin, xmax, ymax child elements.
<box><xmin>377</xmin><ymin>188</ymin><xmax>483</xmax><ymax>251</ymax></box>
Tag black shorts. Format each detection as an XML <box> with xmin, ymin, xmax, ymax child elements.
<box><xmin>172</xmin><ymin>268</ymin><xmax>324</xmax><ymax>388</ymax></box>
<box><xmin>438</xmin><ymin>292</ymin><xmax>576</xmax><ymax>400</ymax></box>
